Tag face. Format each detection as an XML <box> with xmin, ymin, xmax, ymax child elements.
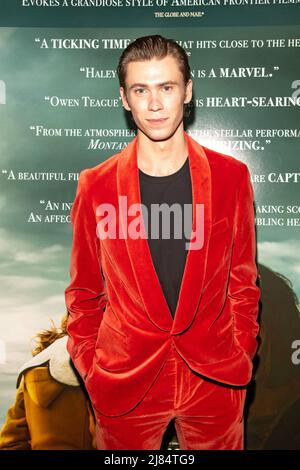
<box><xmin>119</xmin><ymin>55</ymin><xmax>192</xmax><ymax>142</ymax></box>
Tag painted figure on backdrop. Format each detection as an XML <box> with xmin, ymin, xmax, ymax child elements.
<box><xmin>0</xmin><ymin>313</ymin><xmax>96</xmax><ymax>450</ymax></box>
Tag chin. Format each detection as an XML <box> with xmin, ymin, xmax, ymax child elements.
<box><xmin>140</xmin><ymin>125</ymin><xmax>180</xmax><ymax>142</ymax></box>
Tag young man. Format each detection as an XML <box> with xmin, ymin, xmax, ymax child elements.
<box><xmin>65</xmin><ymin>35</ymin><xmax>260</xmax><ymax>450</ymax></box>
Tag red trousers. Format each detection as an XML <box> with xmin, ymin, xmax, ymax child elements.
<box><xmin>95</xmin><ymin>346</ymin><xmax>247</xmax><ymax>450</ymax></box>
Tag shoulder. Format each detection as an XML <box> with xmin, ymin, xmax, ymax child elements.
<box><xmin>202</xmin><ymin>144</ymin><xmax>249</xmax><ymax>179</ymax></box>
<box><xmin>186</xmin><ymin>132</ymin><xmax>249</xmax><ymax>181</ymax></box>
<box><xmin>77</xmin><ymin>148</ymin><xmax>122</xmax><ymax>194</ymax></box>
<box><xmin>17</xmin><ymin>336</ymin><xmax>80</xmax><ymax>388</ymax></box>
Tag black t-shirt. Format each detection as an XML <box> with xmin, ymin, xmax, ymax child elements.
<box><xmin>138</xmin><ymin>156</ymin><xmax>193</xmax><ymax>318</ymax></box>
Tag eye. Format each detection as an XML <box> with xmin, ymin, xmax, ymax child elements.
<box><xmin>134</xmin><ymin>88</ymin><xmax>146</xmax><ymax>95</ymax></box>
<box><xmin>162</xmin><ymin>85</ymin><xmax>173</xmax><ymax>92</ymax></box>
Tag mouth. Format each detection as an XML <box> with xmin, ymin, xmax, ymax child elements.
<box><xmin>146</xmin><ymin>118</ymin><xmax>169</xmax><ymax>125</ymax></box>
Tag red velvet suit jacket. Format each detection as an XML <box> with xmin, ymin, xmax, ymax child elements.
<box><xmin>65</xmin><ymin>131</ymin><xmax>260</xmax><ymax>417</ymax></box>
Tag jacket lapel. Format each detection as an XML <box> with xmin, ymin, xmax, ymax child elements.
<box><xmin>117</xmin><ymin>131</ymin><xmax>212</xmax><ymax>333</ymax></box>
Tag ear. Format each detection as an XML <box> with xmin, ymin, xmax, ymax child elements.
<box><xmin>119</xmin><ymin>87</ymin><xmax>131</xmax><ymax>111</ymax></box>
<box><xmin>183</xmin><ymin>79</ymin><xmax>193</xmax><ymax>105</ymax></box>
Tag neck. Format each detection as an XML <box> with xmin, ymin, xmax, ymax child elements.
<box><xmin>136</xmin><ymin>124</ymin><xmax>188</xmax><ymax>177</ymax></box>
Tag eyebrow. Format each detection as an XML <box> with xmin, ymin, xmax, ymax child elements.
<box><xmin>128</xmin><ymin>80</ymin><xmax>179</xmax><ymax>91</ymax></box>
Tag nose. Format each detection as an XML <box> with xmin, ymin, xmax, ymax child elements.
<box><xmin>148</xmin><ymin>91</ymin><xmax>163</xmax><ymax>111</ymax></box>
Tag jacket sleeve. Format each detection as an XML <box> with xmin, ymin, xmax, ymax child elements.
<box><xmin>0</xmin><ymin>378</ymin><xmax>31</xmax><ymax>450</ymax></box>
<box><xmin>228</xmin><ymin>164</ymin><xmax>260</xmax><ymax>360</ymax></box>
<box><xmin>65</xmin><ymin>169</ymin><xmax>107</xmax><ymax>381</ymax></box>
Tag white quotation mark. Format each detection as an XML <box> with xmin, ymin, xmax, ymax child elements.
<box><xmin>0</xmin><ymin>80</ymin><xmax>6</xmax><ymax>105</ymax></box>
